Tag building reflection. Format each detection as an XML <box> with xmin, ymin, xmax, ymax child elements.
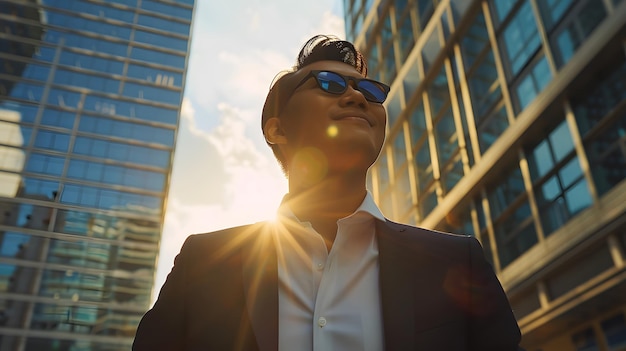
<box><xmin>0</xmin><ymin>0</ymin><xmax>194</xmax><ymax>349</ymax></box>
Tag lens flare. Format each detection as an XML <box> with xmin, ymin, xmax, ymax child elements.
<box><xmin>327</xmin><ymin>125</ymin><xmax>339</xmax><ymax>138</ymax></box>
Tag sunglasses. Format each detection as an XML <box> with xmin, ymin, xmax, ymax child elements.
<box><xmin>293</xmin><ymin>70</ymin><xmax>390</xmax><ymax>103</ymax></box>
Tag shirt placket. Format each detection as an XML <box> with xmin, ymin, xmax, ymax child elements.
<box><xmin>312</xmin><ymin>230</ymin><xmax>331</xmax><ymax>351</ymax></box>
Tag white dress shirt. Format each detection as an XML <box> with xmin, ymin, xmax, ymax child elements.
<box><xmin>275</xmin><ymin>192</ymin><xmax>385</xmax><ymax>351</ymax></box>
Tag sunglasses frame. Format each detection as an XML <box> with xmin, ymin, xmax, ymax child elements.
<box><xmin>292</xmin><ymin>70</ymin><xmax>390</xmax><ymax>103</ymax></box>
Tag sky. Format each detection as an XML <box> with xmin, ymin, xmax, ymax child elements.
<box><xmin>153</xmin><ymin>0</ymin><xmax>346</xmax><ymax>303</ymax></box>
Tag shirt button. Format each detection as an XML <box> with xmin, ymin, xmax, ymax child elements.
<box><xmin>318</xmin><ymin>317</ymin><xmax>327</xmax><ymax>328</ymax></box>
<box><xmin>316</xmin><ymin>262</ymin><xmax>324</xmax><ymax>270</ymax></box>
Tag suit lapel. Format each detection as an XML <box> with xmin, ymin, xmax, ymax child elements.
<box><xmin>242</xmin><ymin>223</ymin><xmax>278</xmax><ymax>351</ymax></box>
<box><xmin>376</xmin><ymin>220</ymin><xmax>417</xmax><ymax>350</ymax></box>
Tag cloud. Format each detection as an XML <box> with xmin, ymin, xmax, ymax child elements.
<box><xmin>154</xmin><ymin>98</ymin><xmax>286</xmax><ymax>303</ymax></box>
<box><xmin>153</xmin><ymin>0</ymin><xmax>344</xmax><ymax>304</ymax></box>
<box><xmin>167</xmin><ymin>99</ymin><xmax>229</xmax><ymax>206</ymax></box>
<box><xmin>183</xmin><ymin>0</ymin><xmax>345</xmax><ymax>132</ymax></box>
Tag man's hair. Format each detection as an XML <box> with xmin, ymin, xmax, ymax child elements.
<box><xmin>261</xmin><ymin>34</ymin><xmax>368</xmax><ymax>175</ymax></box>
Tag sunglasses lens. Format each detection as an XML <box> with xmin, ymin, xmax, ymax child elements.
<box><xmin>358</xmin><ymin>80</ymin><xmax>387</xmax><ymax>103</ymax></box>
<box><xmin>316</xmin><ymin>71</ymin><xmax>347</xmax><ymax>94</ymax></box>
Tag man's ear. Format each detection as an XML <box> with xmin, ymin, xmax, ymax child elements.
<box><xmin>264</xmin><ymin>117</ymin><xmax>288</xmax><ymax>145</ymax></box>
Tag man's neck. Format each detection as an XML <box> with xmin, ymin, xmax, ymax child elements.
<box><xmin>286</xmin><ymin>174</ymin><xmax>367</xmax><ymax>250</ymax></box>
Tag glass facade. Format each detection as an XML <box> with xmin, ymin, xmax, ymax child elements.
<box><xmin>0</xmin><ymin>0</ymin><xmax>193</xmax><ymax>349</ymax></box>
<box><xmin>346</xmin><ymin>0</ymin><xmax>626</xmax><ymax>350</ymax></box>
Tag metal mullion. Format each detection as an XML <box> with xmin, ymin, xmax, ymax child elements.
<box><xmin>383</xmin><ymin>145</ymin><xmax>399</xmax><ymax>220</ymax></box>
<box><xmin>443</xmin><ymin>54</ymin><xmax>471</xmax><ymax>176</ymax></box>
<box><xmin>401</xmin><ymin>120</ymin><xmax>420</xmax><ymax>210</ymax></box>
<box><xmin>370</xmin><ymin>163</ymin><xmax>381</xmax><ymax>204</ymax></box>
<box><xmin>480</xmin><ymin>188</ymin><xmax>502</xmax><ymax>272</ymax></box>
<box><xmin>564</xmin><ymin>101</ymin><xmax>600</xmax><ymax>203</ymax></box>
<box><xmin>519</xmin><ymin>148</ymin><xmax>546</xmax><ymax>243</ymax></box>
<box><xmin>453</xmin><ymin>40</ymin><xmax>483</xmax><ymax>165</ymax></box>
<box><xmin>481</xmin><ymin>1</ymin><xmax>515</xmax><ymax>124</ymax></box>
<box><xmin>422</xmin><ymin>87</ymin><xmax>443</xmax><ymax>201</ymax></box>
<box><xmin>529</xmin><ymin>0</ymin><xmax>558</xmax><ymax>76</ymax></box>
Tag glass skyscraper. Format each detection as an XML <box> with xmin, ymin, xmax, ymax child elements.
<box><xmin>345</xmin><ymin>0</ymin><xmax>626</xmax><ymax>350</ymax></box>
<box><xmin>0</xmin><ymin>0</ymin><xmax>194</xmax><ymax>349</ymax></box>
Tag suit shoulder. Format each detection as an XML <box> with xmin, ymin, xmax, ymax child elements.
<box><xmin>188</xmin><ymin>221</ymin><xmax>268</xmax><ymax>241</ymax></box>
<box><xmin>384</xmin><ymin>220</ymin><xmax>471</xmax><ymax>241</ymax></box>
<box><xmin>179</xmin><ymin>221</ymin><xmax>270</xmax><ymax>255</ymax></box>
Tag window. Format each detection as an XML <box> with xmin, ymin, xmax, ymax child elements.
<box><xmin>73</xmin><ymin>136</ymin><xmax>170</xmax><ymax>168</ymax></box>
<box><xmin>572</xmin><ymin>327</ymin><xmax>599</xmax><ymax>351</ymax></box>
<box><xmin>45</xmin><ymin>29</ymin><xmax>128</xmax><ymax>57</ymax></box>
<box><xmin>477</xmin><ymin>104</ymin><xmax>508</xmax><ymax>152</ymax></box>
<box><xmin>499</xmin><ymin>1</ymin><xmax>541</xmax><ymax>77</ymax></box>
<box><xmin>601</xmin><ymin>313</ymin><xmax>626</xmax><ymax>350</ymax></box>
<box><xmin>381</xmin><ymin>16</ymin><xmax>398</xmax><ymax>82</ymax></box>
<box><xmin>367</xmin><ymin>43</ymin><xmax>381</xmax><ymax>82</ymax></box>
<box><xmin>491</xmin><ymin>0</ymin><xmax>516</xmax><ymax>23</ymax></box>
<box><xmin>419</xmin><ymin>184</ymin><xmax>438</xmax><ymax>219</ymax></box>
<box><xmin>46</xmin><ymin>88</ymin><xmax>82</xmax><ymax>109</ymax></box>
<box><xmin>392</xmin><ymin>127</ymin><xmax>408</xmax><ymax>168</ymax></box>
<box><xmin>54</xmin><ymin>69</ymin><xmax>119</xmax><ymax>93</ymax></box>
<box><xmin>134</xmin><ymin>30</ymin><xmax>188</xmax><ymax>52</ymax></box>
<box><xmin>409</xmin><ymin>101</ymin><xmax>434</xmax><ymax>195</ymax></box>
<box><xmin>527</xmin><ymin>119</ymin><xmax>592</xmax><ymax>236</ymax></box>
<box><xmin>572</xmin><ymin>56</ymin><xmax>626</xmax><ymax>197</ymax></box>
<box><xmin>33</xmin><ymin>130</ymin><xmax>70</xmax><ymax>152</ymax></box>
<box><xmin>551</xmin><ymin>0</ymin><xmax>607</xmax><ymax>67</ymax></box>
<box><xmin>77</xmin><ymin>1</ymin><xmax>135</xmax><ymax>23</ymax></box>
<box><xmin>20</xmin><ymin>63</ymin><xmax>51</xmax><ymax>82</ymax></box>
<box><xmin>60</xmin><ymin>184</ymin><xmax>162</xmax><ymax>213</ymax></box>
<box><xmin>417</xmin><ymin>0</ymin><xmax>435</xmax><ymax>29</ymax></box>
<box><xmin>434</xmin><ymin>108</ymin><xmax>458</xmax><ymax>165</ymax></box>
<box><xmin>377</xmin><ymin>153</ymin><xmax>390</xmax><ymax>196</ymax></box>
<box><xmin>6</xmin><ymin>81</ymin><xmax>44</xmax><ymax>102</ymax></box>
<box><xmin>26</xmin><ymin>153</ymin><xmax>65</xmax><ymax>176</ymax></box>
<box><xmin>130</xmin><ymin>46</ymin><xmax>186</xmax><ymax>68</ymax></box>
<box><xmin>467</xmin><ymin>50</ymin><xmax>501</xmax><ymax>121</ymax></box>
<box><xmin>427</xmin><ymin>66</ymin><xmax>464</xmax><ymax>194</ymax></box>
<box><xmin>46</xmin><ymin>11</ymin><xmax>131</xmax><ymax>39</ymax></box>
<box><xmin>122</xmin><ymin>82</ymin><xmax>182</xmax><ymax>105</ymax></box>
<box><xmin>396</xmin><ymin>3</ymin><xmax>416</xmax><ymax>62</ymax></box>
<box><xmin>514</xmin><ymin>56</ymin><xmax>553</xmax><ymax>112</ymax></box>
<box><xmin>82</xmin><ymin>96</ymin><xmax>179</xmax><ymax>125</ymax></box>
<box><xmin>137</xmin><ymin>14</ymin><xmax>190</xmax><ymax>35</ymax></box>
<box><xmin>59</xmin><ymin>50</ymin><xmax>124</xmax><ymax>75</ymax></box>
<box><xmin>140</xmin><ymin>0</ymin><xmax>193</xmax><ymax>20</ymax></box>
<box><xmin>67</xmin><ymin>158</ymin><xmax>166</xmax><ymax>192</ymax></box>
<box><xmin>394</xmin><ymin>164</ymin><xmax>413</xmax><ymax>218</ymax></box>
<box><xmin>0</xmin><ymin>232</ymin><xmax>31</xmax><ymax>258</ymax></box>
<box><xmin>402</xmin><ymin>57</ymin><xmax>422</xmax><ymax>97</ymax></box>
<box><xmin>488</xmin><ymin>164</ymin><xmax>538</xmax><ymax>267</ymax></box>
<box><xmin>461</xmin><ymin>11</ymin><xmax>507</xmax><ymax>155</ymax></box>
<box><xmin>78</xmin><ymin>116</ymin><xmax>175</xmax><ymax>146</ymax></box>
<box><xmin>22</xmin><ymin>177</ymin><xmax>60</xmax><ymax>200</ymax></box>
<box><xmin>537</xmin><ymin>0</ymin><xmax>574</xmax><ymax>31</ymax></box>
<box><xmin>386</xmin><ymin>93</ymin><xmax>403</xmax><ymax>127</ymax></box>
<box><xmin>421</xmin><ymin>28</ymin><xmax>440</xmax><ymax>72</ymax></box>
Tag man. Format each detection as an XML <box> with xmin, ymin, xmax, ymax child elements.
<box><xmin>133</xmin><ymin>35</ymin><xmax>522</xmax><ymax>351</ymax></box>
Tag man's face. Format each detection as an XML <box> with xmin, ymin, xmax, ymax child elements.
<box><xmin>277</xmin><ymin>60</ymin><xmax>387</xmax><ymax>177</ymax></box>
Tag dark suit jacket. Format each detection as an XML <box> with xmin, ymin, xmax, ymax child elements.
<box><xmin>133</xmin><ymin>219</ymin><xmax>522</xmax><ymax>350</ymax></box>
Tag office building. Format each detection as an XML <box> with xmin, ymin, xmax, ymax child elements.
<box><xmin>0</xmin><ymin>0</ymin><xmax>194</xmax><ymax>349</ymax></box>
<box><xmin>345</xmin><ymin>0</ymin><xmax>626</xmax><ymax>349</ymax></box>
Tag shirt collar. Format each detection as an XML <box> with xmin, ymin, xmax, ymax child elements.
<box><xmin>277</xmin><ymin>191</ymin><xmax>386</xmax><ymax>226</ymax></box>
